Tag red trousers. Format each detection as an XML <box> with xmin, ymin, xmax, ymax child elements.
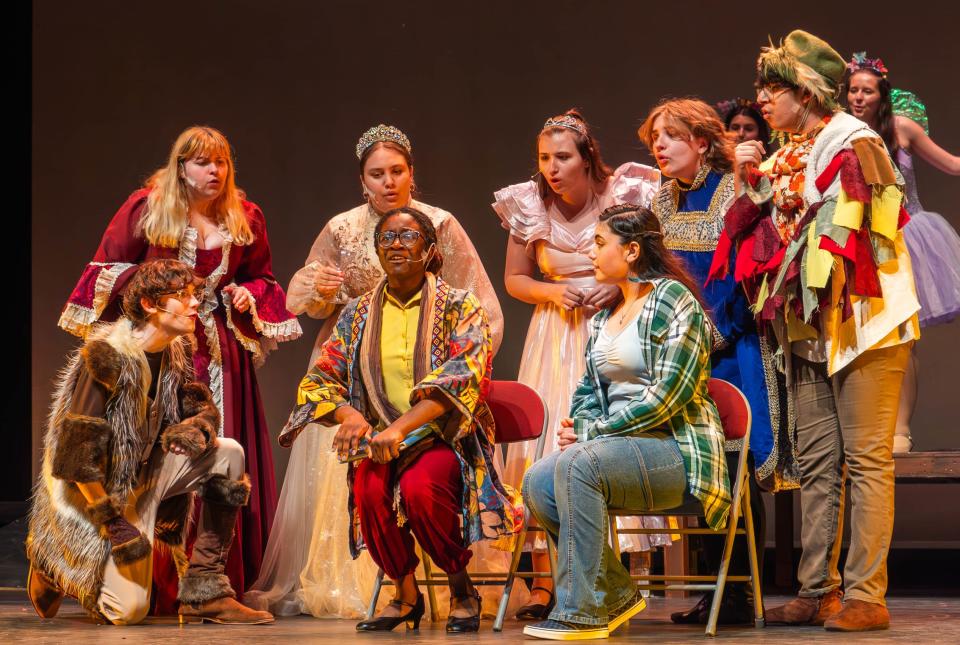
<box><xmin>354</xmin><ymin>441</ymin><xmax>471</xmax><ymax>579</ymax></box>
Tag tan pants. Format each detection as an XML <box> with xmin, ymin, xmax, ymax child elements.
<box><xmin>96</xmin><ymin>438</ymin><xmax>244</xmax><ymax>624</ymax></box>
<box><xmin>792</xmin><ymin>343</ymin><xmax>911</xmax><ymax>606</ymax></box>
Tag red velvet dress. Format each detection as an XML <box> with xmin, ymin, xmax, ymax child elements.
<box><xmin>59</xmin><ymin>189</ymin><xmax>301</xmax><ymax>611</ymax></box>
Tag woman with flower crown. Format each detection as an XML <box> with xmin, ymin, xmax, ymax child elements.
<box><xmin>492</xmin><ymin>109</ymin><xmax>664</xmax><ymax>620</ymax></box>
<box><xmin>846</xmin><ymin>51</ymin><xmax>960</xmax><ymax>453</ymax></box>
<box><xmin>246</xmin><ymin>124</ymin><xmax>513</xmax><ymax>620</ymax></box>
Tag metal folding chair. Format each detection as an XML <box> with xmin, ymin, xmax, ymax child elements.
<box><xmin>607</xmin><ymin>378</ymin><xmax>765</xmax><ymax>636</ymax></box>
<box><xmin>366</xmin><ymin>380</ymin><xmax>548</xmax><ymax>625</ymax></box>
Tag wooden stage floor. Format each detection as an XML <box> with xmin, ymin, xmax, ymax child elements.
<box><xmin>3</xmin><ymin>593</ymin><xmax>959</xmax><ymax>644</ymax></box>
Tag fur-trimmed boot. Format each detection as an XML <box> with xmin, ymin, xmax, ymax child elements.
<box><xmin>177</xmin><ymin>474</ymin><xmax>273</xmax><ymax>625</ymax></box>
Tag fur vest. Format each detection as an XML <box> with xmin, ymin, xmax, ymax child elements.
<box><xmin>27</xmin><ymin>319</ymin><xmax>208</xmax><ymax>610</ymax></box>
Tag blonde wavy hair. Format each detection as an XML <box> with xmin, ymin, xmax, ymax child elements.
<box><xmin>139</xmin><ymin>126</ymin><xmax>254</xmax><ymax>248</ymax></box>
<box><xmin>638</xmin><ymin>98</ymin><xmax>734</xmax><ymax>174</ymax></box>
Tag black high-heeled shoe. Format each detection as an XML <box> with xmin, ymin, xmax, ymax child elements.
<box><xmin>515</xmin><ymin>585</ymin><xmax>555</xmax><ymax>620</ymax></box>
<box><xmin>446</xmin><ymin>589</ymin><xmax>481</xmax><ymax>633</ymax></box>
<box><xmin>356</xmin><ymin>593</ymin><xmax>424</xmax><ymax>632</ymax></box>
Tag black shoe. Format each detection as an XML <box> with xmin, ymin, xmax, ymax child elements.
<box><xmin>446</xmin><ymin>590</ymin><xmax>481</xmax><ymax>633</ymax></box>
<box><xmin>515</xmin><ymin>585</ymin><xmax>555</xmax><ymax>621</ymax></box>
<box><xmin>670</xmin><ymin>589</ymin><xmax>754</xmax><ymax>626</ymax></box>
<box><xmin>356</xmin><ymin>593</ymin><xmax>424</xmax><ymax>631</ymax></box>
<box><xmin>670</xmin><ymin>593</ymin><xmax>710</xmax><ymax>624</ymax></box>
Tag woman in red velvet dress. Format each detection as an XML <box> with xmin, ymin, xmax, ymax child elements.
<box><xmin>58</xmin><ymin>126</ymin><xmax>301</xmax><ymax>609</ymax></box>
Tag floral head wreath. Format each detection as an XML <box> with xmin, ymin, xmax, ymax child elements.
<box><xmin>355</xmin><ymin>124</ymin><xmax>412</xmax><ymax>160</ymax></box>
<box><xmin>715</xmin><ymin>97</ymin><xmax>762</xmax><ymax>120</ymax></box>
<box><xmin>542</xmin><ymin>114</ymin><xmax>587</xmax><ymax>137</ymax></box>
<box><xmin>847</xmin><ymin>51</ymin><xmax>889</xmax><ymax>78</ymax></box>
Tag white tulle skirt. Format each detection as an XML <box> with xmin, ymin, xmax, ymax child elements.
<box><xmin>246</xmin><ymin>423</ymin><xmax>529</xmax><ymax>620</ymax></box>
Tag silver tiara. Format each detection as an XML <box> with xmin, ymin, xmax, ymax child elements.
<box><xmin>355</xmin><ymin>124</ymin><xmax>412</xmax><ymax>159</ymax></box>
<box><xmin>542</xmin><ymin>115</ymin><xmax>586</xmax><ymax>136</ymax></box>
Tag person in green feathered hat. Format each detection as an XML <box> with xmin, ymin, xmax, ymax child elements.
<box><xmin>716</xmin><ymin>29</ymin><xmax>922</xmax><ymax>633</ymax></box>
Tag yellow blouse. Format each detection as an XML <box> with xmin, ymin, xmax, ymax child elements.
<box><xmin>380</xmin><ymin>288</ymin><xmax>422</xmax><ymax>413</ymax></box>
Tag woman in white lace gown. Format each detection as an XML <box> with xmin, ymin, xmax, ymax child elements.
<box><xmin>246</xmin><ymin>125</ymin><xmax>522</xmax><ymax>619</ymax></box>
<box><xmin>492</xmin><ymin>110</ymin><xmax>666</xmax><ymax>619</ymax></box>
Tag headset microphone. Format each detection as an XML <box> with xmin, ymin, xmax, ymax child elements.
<box><xmin>158</xmin><ymin>307</ymin><xmax>195</xmax><ymax>320</ymax></box>
<box><xmin>403</xmin><ymin>243</ymin><xmax>436</xmax><ymax>263</ymax></box>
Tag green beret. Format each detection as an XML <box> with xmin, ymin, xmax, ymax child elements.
<box><xmin>783</xmin><ymin>29</ymin><xmax>845</xmax><ymax>85</ymax></box>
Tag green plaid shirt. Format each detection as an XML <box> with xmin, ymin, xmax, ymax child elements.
<box><xmin>570</xmin><ymin>279</ymin><xmax>731</xmax><ymax>530</ymax></box>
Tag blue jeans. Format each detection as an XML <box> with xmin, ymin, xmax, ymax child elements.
<box><xmin>522</xmin><ymin>432</ymin><xmax>688</xmax><ymax>625</ymax></box>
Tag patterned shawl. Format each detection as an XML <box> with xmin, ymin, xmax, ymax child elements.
<box><xmin>282</xmin><ymin>274</ymin><xmax>522</xmax><ymax>555</ymax></box>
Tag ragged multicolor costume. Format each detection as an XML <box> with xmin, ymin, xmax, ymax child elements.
<box><xmin>709</xmin><ymin>110</ymin><xmax>920</xmax><ymax>374</ymax></box>
<box><xmin>718</xmin><ymin>30</ymin><xmax>919</xmax><ymax>624</ymax></box>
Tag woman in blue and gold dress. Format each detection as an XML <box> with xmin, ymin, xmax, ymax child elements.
<box><xmin>638</xmin><ymin>98</ymin><xmax>797</xmax><ymax>625</ymax></box>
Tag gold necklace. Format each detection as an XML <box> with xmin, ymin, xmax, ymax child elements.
<box><xmin>615</xmin><ymin>284</ymin><xmax>652</xmax><ymax>325</ymax></box>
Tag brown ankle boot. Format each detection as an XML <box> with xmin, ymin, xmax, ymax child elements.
<box><xmin>27</xmin><ymin>562</ymin><xmax>64</xmax><ymax>618</ymax></box>
<box><xmin>179</xmin><ymin>595</ymin><xmax>274</xmax><ymax>625</ymax></box>
<box><xmin>824</xmin><ymin>599</ymin><xmax>890</xmax><ymax>631</ymax></box>
<box><xmin>765</xmin><ymin>589</ymin><xmax>843</xmax><ymax>626</ymax></box>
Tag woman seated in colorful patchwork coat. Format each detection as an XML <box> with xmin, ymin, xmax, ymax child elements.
<box><xmin>280</xmin><ymin>206</ymin><xmax>522</xmax><ymax>634</ymax></box>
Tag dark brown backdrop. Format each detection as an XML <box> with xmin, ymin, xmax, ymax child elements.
<box><xmin>31</xmin><ymin>2</ymin><xmax>959</xmax><ymax>544</ymax></box>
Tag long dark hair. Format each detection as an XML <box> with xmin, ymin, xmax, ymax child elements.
<box><xmin>723</xmin><ymin>102</ymin><xmax>773</xmax><ymax>155</ymax></box>
<box><xmin>536</xmin><ymin>108</ymin><xmax>613</xmax><ymax>199</ymax></box>
<box><xmin>845</xmin><ymin>69</ymin><xmax>898</xmax><ymax>159</ymax></box>
<box><xmin>375</xmin><ymin>206</ymin><xmax>443</xmax><ymax>274</ymax></box>
<box><xmin>598</xmin><ymin>204</ymin><xmax>705</xmax><ymax>309</ymax></box>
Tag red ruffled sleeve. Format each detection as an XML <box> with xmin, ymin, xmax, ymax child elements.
<box><xmin>223</xmin><ymin>201</ymin><xmax>302</xmax><ymax>351</ymax></box>
<box><xmin>58</xmin><ymin>190</ymin><xmax>150</xmax><ymax>337</ymax></box>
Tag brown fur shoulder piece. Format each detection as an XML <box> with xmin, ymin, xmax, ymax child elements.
<box><xmin>51</xmin><ymin>413</ymin><xmax>111</xmax><ymax>483</ymax></box>
<box><xmin>81</xmin><ymin>339</ymin><xmax>122</xmax><ymax>391</ymax></box>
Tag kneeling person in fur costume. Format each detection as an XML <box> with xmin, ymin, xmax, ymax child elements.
<box><xmin>27</xmin><ymin>258</ymin><xmax>274</xmax><ymax>625</ymax></box>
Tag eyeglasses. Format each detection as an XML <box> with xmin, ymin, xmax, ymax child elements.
<box><xmin>756</xmin><ymin>84</ymin><xmax>792</xmax><ymax>103</ymax></box>
<box><xmin>375</xmin><ymin>229</ymin><xmax>422</xmax><ymax>248</ymax></box>
<box><xmin>159</xmin><ymin>286</ymin><xmax>203</xmax><ymax>302</ymax></box>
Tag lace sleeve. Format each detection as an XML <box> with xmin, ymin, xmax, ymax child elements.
<box><xmin>436</xmin><ymin>216</ymin><xmax>505</xmax><ymax>355</ymax></box>
<box><xmin>286</xmin><ymin>222</ymin><xmax>340</xmax><ymax>319</ymax></box>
